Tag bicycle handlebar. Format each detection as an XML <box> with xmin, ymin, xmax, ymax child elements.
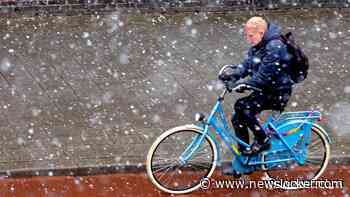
<box><xmin>219</xmin><ymin>83</ymin><xmax>262</xmax><ymax>101</ymax></box>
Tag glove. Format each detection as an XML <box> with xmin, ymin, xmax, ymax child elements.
<box><xmin>234</xmin><ymin>83</ymin><xmax>249</xmax><ymax>93</ymax></box>
<box><xmin>218</xmin><ymin>65</ymin><xmax>240</xmax><ymax>82</ymax></box>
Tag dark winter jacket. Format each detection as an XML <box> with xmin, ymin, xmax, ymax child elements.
<box><xmin>235</xmin><ymin>23</ymin><xmax>294</xmax><ymax>93</ymax></box>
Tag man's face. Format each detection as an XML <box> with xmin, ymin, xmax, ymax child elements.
<box><xmin>244</xmin><ymin>26</ymin><xmax>264</xmax><ymax>46</ymax></box>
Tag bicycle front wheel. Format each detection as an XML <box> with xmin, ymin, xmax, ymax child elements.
<box><xmin>264</xmin><ymin>124</ymin><xmax>331</xmax><ymax>188</ymax></box>
<box><xmin>146</xmin><ymin>125</ymin><xmax>218</xmax><ymax>194</ymax></box>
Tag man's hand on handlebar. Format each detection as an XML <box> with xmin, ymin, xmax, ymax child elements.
<box><xmin>233</xmin><ymin>83</ymin><xmax>248</xmax><ymax>93</ymax></box>
<box><xmin>224</xmin><ymin>82</ymin><xmax>262</xmax><ymax>93</ymax></box>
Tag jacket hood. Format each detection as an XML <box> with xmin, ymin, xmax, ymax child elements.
<box><xmin>253</xmin><ymin>23</ymin><xmax>281</xmax><ymax>49</ymax></box>
<box><xmin>263</xmin><ymin>23</ymin><xmax>282</xmax><ymax>41</ymax></box>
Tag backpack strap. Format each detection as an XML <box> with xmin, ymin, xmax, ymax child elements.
<box><xmin>254</xmin><ymin>34</ymin><xmax>282</xmax><ymax>50</ymax></box>
<box><xmin>266</xmin><ymin>34</ymin><xmax>283</xmax><ymax>43</ymax></box>
<box><xmin>285</xmin><ymin>32</ymin><xmax>292</xmax><ymax>38</ymax></box>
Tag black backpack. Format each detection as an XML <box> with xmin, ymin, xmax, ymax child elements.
<box><xmin>279</xmin><ymin>32</ymin><xmax>309</xmax><ymax>83</ymax></box>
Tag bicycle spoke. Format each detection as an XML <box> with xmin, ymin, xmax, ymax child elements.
<box><xmin>153</xmin><ymin>157</ymin><xmax>178</xmax><ymax>163</ymax></box>
<box><xmin>191</xmin><ymin>151</ymin><xmax>212</xmax><ymax>159</ymax></box>
<box><xmin>308</xmin><ymin>149</ymin><xmax>325</xmax><ymax>156</ymax></box>
<box><xmin>305</xmin><ymin>158</ymin><xmax>323</xmax><ymax>165</ymax></box>
<box><xmin>309</xmin><ymin>140</ymin><xmax>323</xmax><ymax>149</ymax></box>
<box><xmin>153</xmin><ymin>163</ymin><xmax>178</xmax><ymax>174</ymax></box>
<box><xmin>190</xmin><ymin>156</ymin><xmax>212</xmax><ymax>162</ymax></box>
<box><xmin>153</xmin><ymin>152</ymin><xmax>178</xmax><ymax>156</ymax></box>
<box><xmin>161</xmin><ymin>166</ymin><xmax>179</xmax><ymax>187</ymax></box>
<box><xmin>152</xmin><ymin>161</ymin><xmax>178</xmax><ymax>168</ymax></box>
<box><xmin>157</xmin><ymin>164</ymin><xmax>177</xmax><ymax>182</ymax></box>
<box><xmin>180</xmin><ymin>162</ymin><xmax>211</xmax><ymax>173</ymax></box>
<box><xmin>187</xmin><ymin>160</ymin><xmax>211</xmax><ymax>168</ymax></box>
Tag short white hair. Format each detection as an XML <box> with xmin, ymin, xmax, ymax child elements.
<box><xmin>245</xmin><ymin>17</ymin><xmax>268</xmax><ymax>33</ymax></box>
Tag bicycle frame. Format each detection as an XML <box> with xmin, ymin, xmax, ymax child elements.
<box><xmin>179</xmin><ymin>89</ymin><xmax>249</xmax><ymax>165</ymax></box>
<box><xmin>179</xmin><ymin>89</ymin><xmax>324</xmax><ymax>173</ymax></box>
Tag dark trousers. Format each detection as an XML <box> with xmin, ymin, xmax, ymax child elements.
<box><xmin>231</xmin><ymin>89</ymin><xmax>292</xmax><ymax>148</ymax></box>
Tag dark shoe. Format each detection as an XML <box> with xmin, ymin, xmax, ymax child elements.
<box><xmin>222</xmin><ymin>161</ymin><xmax>242</xmax><ymax>178</ymax></box>
<box><xmin>241</xmin><ymin>138</ymin><xmax>271</xmax><ymax>155</ymax></box>
<box><xmin>223</xmin><ymin>168</ymin><xmax>242</xmax><ymax>178</ymax></box>
<box><xmin>238</xmin><ymin>145</ymin><xmax>248</xmax><ymax>154</ymax></box>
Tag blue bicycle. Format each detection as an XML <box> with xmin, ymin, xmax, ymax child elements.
<box><xmin>146</xmin><ymin>84</ymin><xmax>331</xmax><ymax>194</ymax></box>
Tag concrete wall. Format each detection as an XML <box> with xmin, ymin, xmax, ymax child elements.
<box><xmin>0</xmin><ymin>9</ymin><xmax>349</xmax><ymax>172</ymax></box>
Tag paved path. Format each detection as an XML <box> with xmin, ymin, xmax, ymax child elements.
<box><xmin>0</xmin><ymin>165</ymin><xmax>348</xmax><ymax>196</ymax></box>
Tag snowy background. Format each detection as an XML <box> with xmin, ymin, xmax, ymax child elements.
<box><xmin>0</xmin><ymin>9</ymin><xmax>349</xmax><ymax>172</ymax></box>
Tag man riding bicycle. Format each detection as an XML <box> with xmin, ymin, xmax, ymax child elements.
<box><xmin>218</xmin><ymin>17</ymin><xmax>294</xmax><ymax>155</ymax></box>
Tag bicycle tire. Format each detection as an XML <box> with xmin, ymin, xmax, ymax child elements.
<box><xmin>146</xmin><ymin>125</ymin><xmax>218</xmax><ymax>194</ymax></box>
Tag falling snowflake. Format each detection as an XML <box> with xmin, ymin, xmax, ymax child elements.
<box><xmin>185</xmin><ymin>17</ymin><xmax>193</xmax><ymax>26</ymax></box>
<box><xmin>28</xmin><ymin>128</ymin><xmax>34</xmax><ymax>135</ymax></box>
<box><xmin>0</xmin><ymin>57</ymin><xmax>14</xmax><ymax>73</ymax></box>
<box><xmin>344</xmin><ymin>86</ymin><xmax>350</xmax><ymax>94</ymax></box>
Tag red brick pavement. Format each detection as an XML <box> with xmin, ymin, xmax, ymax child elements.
<box><xmin>0</xmin><ymin>165</ymin><xmax>348</xmax><ymax>197</ymax></box>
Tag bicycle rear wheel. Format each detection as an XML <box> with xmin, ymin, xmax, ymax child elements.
<box><xmin>146</xmin><ymin>125</ymin><xmax>218</xmax><ymax>194</ymax></box>
<box><xmin>264</xmin><ymin>124</ymin><xmax>330</xmax><ymax>189</ymax></box>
